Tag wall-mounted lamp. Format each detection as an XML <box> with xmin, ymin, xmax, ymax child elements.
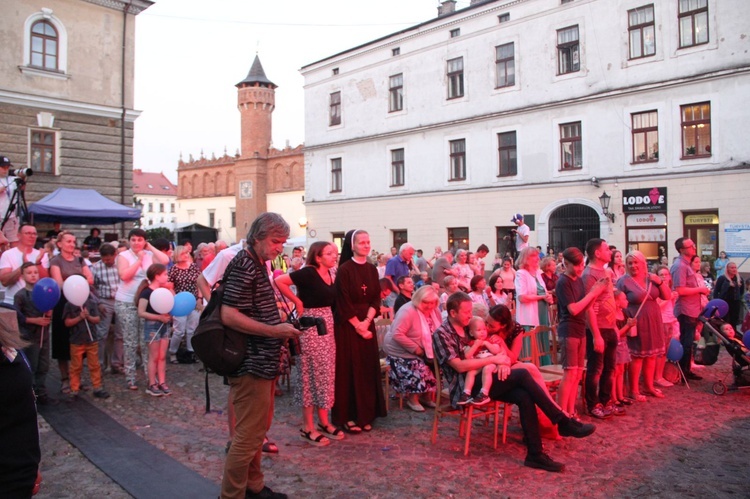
<box><xmin>590</xmin><ymin>176</ymin><xmax>600</xmax><ymax>187</ymax></box>
<box><xmin>599</xmin><ymin>191</ymin><xmax>615</xmax><ymax>223</ymax></box>
<box><xmin>298</xmin><ymin>216</ymin><xmax>308</xmax><ymax>228</ymax></box>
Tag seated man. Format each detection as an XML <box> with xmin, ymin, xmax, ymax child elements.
<box><xmin>433</xmin><ymin>292</ymin><xmax>595</xmax><ymax>472</ymax></box>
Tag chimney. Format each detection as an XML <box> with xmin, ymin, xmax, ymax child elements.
<box><xmin>438</xmin><ymin>0</ymin><xmax>456</xmax><ymax>17</ymax></box>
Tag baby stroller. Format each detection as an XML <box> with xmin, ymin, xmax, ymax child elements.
<box><xmin>699</xmin><ymin>300</ymin><xmax>750</xmax><ymax>395</ymax></box>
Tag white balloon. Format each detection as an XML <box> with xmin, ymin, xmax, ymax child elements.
<box><xmin>149</xmin><ymin>288</ymin><xmax>175</xmax><ymax>314</ymax></box>
<box><xmin>62</xmin><ymin>275</ymin><xmax>90</xmax><ymax>307</ymax></box>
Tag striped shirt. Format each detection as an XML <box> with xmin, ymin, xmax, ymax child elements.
<box><xmin>92</xmin><ymin>260</ymin><xmax>119</xmax><ymax>300</ymax></box>
<box><xmin>221</xmin><ymin>249</ymin><xmax>283</xmax><ymax>379</ymax></box>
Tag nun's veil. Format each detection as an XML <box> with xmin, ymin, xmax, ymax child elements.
<box><xmin>339</xmin><ymin>229</ymin><xmax>356</xmax><ymax>265</ymax></box>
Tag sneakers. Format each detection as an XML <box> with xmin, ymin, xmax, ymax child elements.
<box><xmin>685</xmin><ymin>372</ymin><xmax>703</xmax><ymax>381</ymax></box>
<box><xmin>558</xmin><ymin>417</ymin><xmax>596</xmax><ymax>438</ymax></box>
<box><xmin>245</xmin><ymin>485</ymin><xmax>288</xmax><ymax>499</ymax></box>
<box><xmin>655</xmin><ymin>377</ymin><xmax>674</xmax><ymax>387</ymax></box>
<box><xmin>604</xmin><ymin>402</ymin><xmax>625</xmax><ymax>416</ymax></box>
<box><xmin>146</xmin><ymin>384</ymin><xmax>164</xmax><ymax>397</ymax></box>
<box><xmin>524</xmin><ymin>452</ymin><xmax>565</xmax><ymax>472</ymax></box>
<box><xmin>588</xmin><ymin>403</ymin><xmax>612</xmax><ymax>420</ymax></box>
<box><xmin>158</xmin><ymin>383</ymin><xmax>172</xmax><ymax>396</ymax></box>
<box><xmin>457</xmin><ymin>392</ymin><xmax>472</xmax><ymax>406</ymax></box>
<box><xmin>93</xmin><ymin>389</ymin><xmax>110</xmax><ymax>399</ymax></box>
<box><xmin>67</xmin><ymin>391</ymin><xmax>79</xmax><ymax>402</ymax></box>
<box><xmin>471</xmin><ymin>392</ymin><xmax>491</xmax><ymax>406</ymax></box>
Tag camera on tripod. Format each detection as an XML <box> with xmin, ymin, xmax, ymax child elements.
<box><xmin>9</xmin><ymin>168</ymin><xmax>33</xmax><ymax>183</ymax></box>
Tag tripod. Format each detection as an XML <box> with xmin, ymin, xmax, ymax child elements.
<box><xmin>1</xmin><ymin>178</ymin><xmax>29</xmax><ymax>231</ymax></box>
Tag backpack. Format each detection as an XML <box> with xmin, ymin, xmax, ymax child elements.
<box><xmin>190</xmin><ymin>260</ymin><xmax>247</xmax><ymax>377</ymax></box>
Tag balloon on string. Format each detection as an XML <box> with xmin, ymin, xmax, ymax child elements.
<box><xmin>703</xmin><ymin>299</ymin><xmax>729</xmax><ymax>319</ymax></box>
<box><xmin>171</xmin><ymin>292</ymin><xmax>196</xmax><ymax>317</ymax></box>
<box><xmin>63</xmin><ymin>275</ymin><xmax>90</xmax><ymax>307</ymax></box>
<box><xmin>666</xmin><ymin>338</ymin><xmax>683</xmax><ymax>362</ymax></box>
<box><xmin>743</xmin><ymin>331</ymin><xmax>750</xmax><ymax>350</ymax></box>
<box><xmin>32</xmin><ymin>278</ymin><xmax>60</xmax><ymax>313</ymax></box>
<box><xmin>149</xmin><ymin>288</ymin><xmax>174</xmax><ymax>314</ymax></box>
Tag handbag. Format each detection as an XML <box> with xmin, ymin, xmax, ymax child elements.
<box><xmin>191</xmin><ymin>260</ymin><xmax>248</xmax><ymax>377</ymax></box>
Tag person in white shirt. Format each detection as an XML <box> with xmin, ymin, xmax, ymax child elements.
<box><xmin>0</xmin><ymin>224</ymin><xmax>49</xmax><ymax>304</ymax></box>
<box><xmin>511</xmin><ymin>213</ymin><xmax>530</xmax><ymax>253</ymax></box>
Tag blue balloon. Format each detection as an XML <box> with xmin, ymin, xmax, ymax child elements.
<box><xmin>667</xmin><ymin>338</ymin><xmax>684</xmax><ymax>362</ymax></box>
<box><xmin>32</xmin><ymin>278</ymin><xmax>61</xmax><ymax>313</ymax></box>
<box><xmin>703</xmin><ymin>299</ymin><xmax>729</xmax><ymax>319</ymax></box>
<box><xmin>171</xmin><ymin>291</ymin><xmax>197</xmax><ymax>317</ymax></box>
<box><xmin>743</xmin><ymin>331</ymin><xmax>750</xmax><ymax>351</ymax></box>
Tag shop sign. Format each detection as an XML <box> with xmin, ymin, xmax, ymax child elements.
<box><xmin>684</xmin><ymin>214</ymin><xmax>719</xmax><ymax>225</ymax></box>
<box><xmin>626</xmin><ymin>213</ymin><xmax>667</xmax><ymax>227</ymax></box>
<box><xmin>622</xmin><ymin>187</ymin><xmax>667</xmax><ymax>213</ymax></box>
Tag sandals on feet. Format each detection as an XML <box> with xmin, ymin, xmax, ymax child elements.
<box><xmin>262</xmin><ymin>438</ymin><xmax>279</xmax><ymax>454</ymax></box>
<box><xmin>343</xmin><ymin>421</ymin><xmax>362</xmax><ymax>434</ymax></box>
<box><xmin>362</xmin><ymin>424</ymin><xmax>373</xmax><ymax>432</ymax></box>
<box><xmin>317</xmin><ymin>424</ymin><xmax>345</xmax><ymax>440</ymax></box>
<box><xmin>60</xmin><ymin>378</ymin><xmax>71</xmax><ymax>394</ymax></box>
<box><xmin>632</xmin><ymin>394</ymin><xmax>647</xmax><ymax>402</ymax></box>
<box><xmin>299</xmin><ymin>429</ymin><xmax>330</xmax><ymax>447</ymax></box>
<box><xmin>645</xmin><ymin>389</ymin><xmax>665</xmax><ymax>398</ymax></box>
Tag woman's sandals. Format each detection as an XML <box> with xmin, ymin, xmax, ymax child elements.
<box><xmin>299</xmin><ymin>429</ymin><xmax>330</xmax><ymax>447</ymax></box>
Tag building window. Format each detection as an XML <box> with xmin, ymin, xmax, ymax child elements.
<box><xmin>329</xmin><ymin>91</ymin><xmax>341</xmax><ymax>126</ymax></box>
<box><xmin>560</xmin><ymin>122</ymin><xmax>582</xmax><ymax>170</ymax></box>
<box><xmin>30</xmin><ymin>20</ymin><xmax>58</xmax><ymax>70</ymax></box>
<box><xmin>495</xmin><ymin>42</ymin><xmax>515</xmax><ymax>88</ymax></box>
<box><xmin>678</xmin><ymin>0</ymin><xmax>708</xmax><ymax>48</ymax></box>
<box><xmin>631</xmin><ymin>111</ymin><xmax>659</xmax><ymax>163</ymax></box>
<box><xmin>30</xmin><ymin>130</ymin><xmax>56</xmax><ymax>174</ymax></box>
<box><xmin>628</xmin><ymin>5</ymin><xmax>655</xmax><ymax>59</ymax></box>
<box><xmin>159</xmin><ymin>203</ymin><xmax>164</xmax><ymax>213</ymax></box>
<box><xmin>392</xmin><ymin>230</ymin><xmax>408</xmax><ymax>249</ymax></box>
<box><xmin>392</xmin><ymin>47</ymin><xmax>400</xmax><ymax>56</ymax></box>
<box><xmin>497</xmin><ymin>131</ymin><xmax>517</xmax><ymax>177</ymax></box>
<box><xmin>450</xmin><ymin>28</ymin><xmax>460</xmax><ymax>38</ymax></box>
<box><xmin>208</xmin><ymin>210</ymin><xmax>215</xmax><ymax>228</ymax></box>
<box><xmin>498</xmin><ymin>13</ymin><xmax>510</xmax><ymax>23</ymax></box>
<box><xmin>389</xmin><ymin>73</ymin><xmax>403</xmax><ymax>112</ymax></box>
<box><xmin>330</xmin><ymin>157</ymin><xmax>342</xmax><ymax>193</ymax></box>
<box><xmin>681</xmin><ymin>102</ymin><xmax>711</xmax><ymax>158</ymax></box>
<box><xmin>390</xmin><ymin>148</ymin><xmax>405</xmax><ymax>187</ymax></box>
<box><xmin>557</xmin><ymin>26</ymin><xmax>580</xmax><ymax>74</ymax></box>
<box><xmin>448</xmin><ymin>227</ymin><xmax>469</xmax><ymax>252</ymax></box>
<box><xmin>447</xmin><ymin>57</ymin><xmax>464</xmax><ymax>99</ymax></box>
<box><xmin>449</xmin><ymin>139</ymin><xmax>466</xmax><ymax>181</ymax></box>
<box><xmin>148</xmin><ymin>202</ymin><xmax>153</xmax><ymax>212</ymax></box>
<box><xmin>332</xmin><ymin>68</ymin><xmax>339</xmax><ymax>75</ymax></box>
<box><xmin>230</xmin><ymin>209</ymin><xmax>236</xmax><ymax>228</ymax></box>
<box><xmin>170</xmin><ymin>203</ymin><xmax>175</xmax><ymax>213</ymax></box>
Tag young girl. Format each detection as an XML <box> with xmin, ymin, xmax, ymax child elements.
<box><xmin>458</xmin><ymin>317</ymin><xmax>506</xmax><ymax>406</ymax></box>
<box><xmin>655</xmin><ymin>266</ymin><xmax>678</xmax><ymax>387</ymax></box>
<box><xmin>136</xmin><ymin>264</ymin><xmax>173</xmax><ymax>397</ymax></box>
<box><xmin>613</xmin><ymin>290</ymin><xmax>636</xmax><ymax>409</ymax></box>
<box><xmin>439</xmin><ymin>276</ymin><xmax>460</xmax><ymax>317</ymax></box>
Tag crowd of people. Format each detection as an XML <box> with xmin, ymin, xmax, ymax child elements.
<box><xmin>1</xmin><ymin>206</ymin><xmax>748</xmax><ymax>497</ymax></box>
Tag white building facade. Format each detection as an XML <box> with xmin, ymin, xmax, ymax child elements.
<box><xmin>301</xmin><ymin>0</ymin><xmax>750</xmax><ymax>268</ymax></box>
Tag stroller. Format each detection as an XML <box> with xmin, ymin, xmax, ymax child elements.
<box><xmin>699</xmin><ymin>300</ymin><xmax>750</xmax><ymax>395</ymax></box>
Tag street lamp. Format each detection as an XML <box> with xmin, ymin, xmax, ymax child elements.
<box><xmin>598</xmin><ymin>191</ymin><xmax>615</xmax><ymax>223</ymax></box>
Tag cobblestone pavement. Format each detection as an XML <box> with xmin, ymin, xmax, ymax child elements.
<box><xmin>36</xmin><ymin>351</ymin><xmax>750</xmax><ymax>498</ymax></box>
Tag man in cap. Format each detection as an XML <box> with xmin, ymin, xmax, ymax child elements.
<box><xmin>0</xmin><ymin>156</ymin><xmax>20</xmax><ymax>246</ymax></box>
<box><xmin>510</xmin><ymin>213</ymin><xmax>530</xmax><ymax>253</ymax></box>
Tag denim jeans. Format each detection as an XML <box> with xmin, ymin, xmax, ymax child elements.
<box><xmin>585</xmin><ymin>328</ymin><xmax>618</xmax><ymax>410</ymax></box>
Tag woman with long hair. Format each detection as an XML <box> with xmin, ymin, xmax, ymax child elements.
<box><xmin>167</xmin><ymin>245</ymin><xmax>201</xmax><ymax>364</ymax></box>
<box><xmin>332</xmin><ymin>230</ymin><xmax>387</xmax><ymax>433</ymax></box>
<box><xmin>275</xmin><ymin>241</ymin><xmax>343</xmax><ymax>446</ymax></box>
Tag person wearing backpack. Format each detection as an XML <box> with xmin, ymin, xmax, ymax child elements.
<box><xmin>219</xmin><ymin>213</ymin><xmax>301</xmax><ymax>499</ymax></box>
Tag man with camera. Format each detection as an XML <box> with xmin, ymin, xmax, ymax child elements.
<box><xmin>0</xmin><ymin>156</ymin><xmax>22</xmax><ymax>246</ymax></box>
<box><xmin>220</xmin><ymin>212</ymin><xmax>301</xmax><ymax>499</ymax></box>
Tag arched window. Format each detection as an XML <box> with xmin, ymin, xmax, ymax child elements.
<box><xmin>30</xmin><ymin>20</ymin><xmax>58</xmax><ymax>70</ymax></box>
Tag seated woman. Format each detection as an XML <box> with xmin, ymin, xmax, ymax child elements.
<box><xmin>383</xmin><ymin>286</ymin><xmax>441</xmax><ymax>412</ymax></box>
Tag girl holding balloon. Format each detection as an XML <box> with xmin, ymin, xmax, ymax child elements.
<box><xmin>49</xmin><ymin>231</ymin><xmax>94</xmax><ymax>394</ymax></box>
<box><xmin>136</xmin><ymin>264</ymin><xmax>173</xmax><ymax>397</ymax></box>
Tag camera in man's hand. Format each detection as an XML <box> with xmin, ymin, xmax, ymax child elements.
<box><xmin>298</xmin><ymin>316</ymin><xmax>327</xmax><ymax>336</ymax></box>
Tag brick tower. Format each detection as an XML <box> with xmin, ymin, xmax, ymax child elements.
<box><xmin>234</xmin><ymin>55</ymin><xmax>276</xmax><ymax>234</ymax></box>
